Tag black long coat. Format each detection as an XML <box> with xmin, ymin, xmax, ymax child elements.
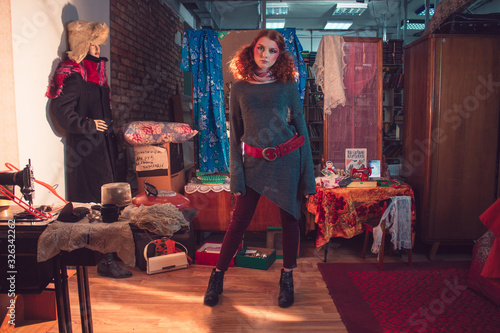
<box><xmin>49</xmin><ymin>57</ymin><xmax>117</xmax><ymax>203</ymax></box>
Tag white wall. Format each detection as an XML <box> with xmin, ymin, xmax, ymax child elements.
<box><xmin>10</xmin><ymin>0</ymin><xmax>110</xmax><ymax>205</ymax></box>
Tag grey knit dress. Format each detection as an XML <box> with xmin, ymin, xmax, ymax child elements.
<box><xmin>229</xmin><ymin>80</ymin><xmax>317</xmax><ymax>220</ymax></box>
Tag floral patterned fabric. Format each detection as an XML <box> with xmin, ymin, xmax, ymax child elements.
<box><xmin>467</xmin><ymin>231</ymin><xmax>500</xmax><ymax>305</ymax></box>
<box><xmin>180</xmin><ymin>29</ymin><xmax>230</xmax><ymax>173</ymax></box>
<box><xmin>423</xmin><ymin>0</ymin><xmax>476</xmax><ymax>36</ymax></box>
<box><xmin>123</xmin><ymin>121</ymin><xmax>198</xmax><ymax>146</ymax></box>
<box><xmin>306</xmin><ymin>183</ymin><xmax>416</xmax><ymax>248</ymax></box>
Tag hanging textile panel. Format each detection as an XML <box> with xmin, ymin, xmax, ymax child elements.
<box><xmin>324</xmin><ymin>37</ymin><xmax>383</xmax><ymax>169</ymax></box>
<box><xmin>180</xmin><ymin>29</ymin><xmax>230</xmax><ymax>173</ymax></box>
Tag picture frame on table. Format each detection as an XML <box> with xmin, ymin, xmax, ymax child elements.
<box><xmin>345</xmin><ymin>148</ymin><xmax>367</xmax><ymax>176</ymax></box>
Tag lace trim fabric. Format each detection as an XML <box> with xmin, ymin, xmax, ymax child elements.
<box><xmin>311</xmin><ymin>35</ymin><xmax>346</xmax><ymax>114</ymax></box>
<box><xmin>184</xmin><ymin>182</ymin><xmax>230</xmax><ymax>194</ymax></box>
<box><xmin>38</xmin><ymin>220</ymin><xmax>135</xmax><ymax>267</ymax></box>
<box><xmin>371</xmin><ymin>196</ymin><xmax>412</xmax><ymax>254</ymax></box>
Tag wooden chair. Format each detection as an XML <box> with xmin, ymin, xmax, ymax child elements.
<box><xmin>361</xmin><ymin>197</ymin><xmax>413</xmax><ymax>270</ymax></box>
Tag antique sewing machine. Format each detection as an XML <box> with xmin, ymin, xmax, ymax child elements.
<box><xmin>0</xmin><ymin>160</ymin><xmax>35</xmax><ymax>206</ymax></box>
<box><xmin>0</xmin><ymin>160</ymin><xmax>54</xmax><ymax>223</ymax></box>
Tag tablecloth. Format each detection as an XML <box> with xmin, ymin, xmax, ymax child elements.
<box><xmin>305</xmin><ymin>183</ymin><xmax>416</xmax><ymax>248</ymax></box>
<box><xmin>37</xmin><ymin>219</ymin><xmax>135</xmax><ymax>267</ymax></box>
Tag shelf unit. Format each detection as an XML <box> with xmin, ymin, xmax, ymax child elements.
<box><xmin>382</xmin><ymin>40</ymin><xmax>404</xmax><ymax>177</ymax></box>
<box><xmin>382</xmin><ymin>64</ymin><xmax>404</xmax><ymax>167</ymax></box>
<box><xmin>303</xmin><ymin>64</ymin><xmax>324</xmax><ymax>166</ymax></box>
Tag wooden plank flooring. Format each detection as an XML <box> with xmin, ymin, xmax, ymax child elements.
<box><xmin>15</xmin><ymin>234</ymin><xmax>472</xmax><ymax>333</ymax></box>
<box><xmin>47</xmin><ymin>256</ymin><xmax>346</xmax><ymax>333</ymax></box>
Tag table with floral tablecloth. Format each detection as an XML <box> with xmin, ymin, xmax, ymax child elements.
<box><xmin>305</xmin><ymin>183</ymin><xmax>416</xmax><ymax>248</ymax></box>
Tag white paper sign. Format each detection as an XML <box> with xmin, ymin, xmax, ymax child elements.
<box><xmin>134</xmin><ymin>145</ymin><xmax>169</xmax><ymax>172</ymax></box>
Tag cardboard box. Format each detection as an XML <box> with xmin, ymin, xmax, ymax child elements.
<box><xmin>235</xmin><ymin>247</ymin><xmax>276</xmax><ymax>270</ymax></box>
<box><xmin>195</xmin><ymin>242</ymin><xmax>240</xmax><ymax>267</ymax></box>
<box><xmin>135</xmin><ymin>142</ymin><xmax>185</xmax><ymax>194</ymax></box>
<box><xmin>266</xmin><ymin>227</ymin><xmax>300</xmax><ymax>259</ymax></box>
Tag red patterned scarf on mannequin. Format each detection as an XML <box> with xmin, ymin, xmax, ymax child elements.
<box><xmin>46</xmin><ymin>56</ymin><xmax>108</xmax><ymax>99</ymax></box>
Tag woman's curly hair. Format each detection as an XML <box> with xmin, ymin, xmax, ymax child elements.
<box><xmin>229</xmin><ymin>29</ymin><xmax>296</xmax><ymax>82</ymax></box>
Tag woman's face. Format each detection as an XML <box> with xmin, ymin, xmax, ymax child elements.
<box><xmin>89</xmin><ymin>43</ymin><xmax>100</xmax><ymax>57</ymax></box>
<box><xmin>253</xmin><ymin>36</ymin><xmax>279</xmax><ymax>72</ymax></box>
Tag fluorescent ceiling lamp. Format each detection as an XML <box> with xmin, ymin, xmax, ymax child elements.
<box><xmin>266</xmin><ymin>3</ymin><xmax>289</xmax><ymax>16</ymax></box>
<box><xmin>415</xmin><ymin>5</ymin><xmax>435</xmax><ymax>16</ymax></box>
<box><xmin>266</xmin><ymin>19</ymin><xmax>286</xmax><ymax>29</ymax></box>
<box><xmin>400</xmin><ymin>20</ymin><xmax>426</xmax><ymax>30</ymax></box>
<box><xmin>333</xmin><ymin>2</ymin><xmax>368</xmax><ymax>15</ymax></box>
<box><xmin>325</xmin><ymin>20</ymin><xmax>353</xmax><ymax>30</ymax></box>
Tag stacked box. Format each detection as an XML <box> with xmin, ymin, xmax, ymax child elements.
<box><xmin>196</xmin><ymin>242</ymin><xmax>240</xmax><ymax>267</ymax></box>
<box><xmin>266</xmin><ymin>226</ymin><xmax>300</xmax><ymax>259</ymax></box>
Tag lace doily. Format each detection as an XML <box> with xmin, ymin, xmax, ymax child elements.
<box><xmin>184</xmin><ymin>182</ymin><xmax>230</xmax><ymax>194</ymax></box>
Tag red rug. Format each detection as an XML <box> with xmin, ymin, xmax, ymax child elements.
<box><xmin>317</xmin><ymin>261</ymin><xmax>500</xmax><ymax>333</ymax></box>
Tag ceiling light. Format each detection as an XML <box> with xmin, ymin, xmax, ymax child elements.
<box><xmin>325</xmin><ymin>20</ymin><xmax>353</xmax><ymax>30</ymax></box>
<box><xmin>415</xmin><ymin>5</ymin><xmax>435</xmax><ymax>16</ymax></box>
<box><xmin>333</xmin><ymin>2</ymin><xmax>368</xmax><ymax>15</ymax></box>
<box><xmin>266</xmin><ymin>3</ymin><xmax>289</xmax><ymax>16</ymax></box>
<box><xmin>400</xmin><ymin>20</ymin><xmax>426</xmax><ymax>30</ymax></box>
<box><xmin>266</xmin><ymin>19</ymin><xmax>286</xmax><ymax>29</ymax></box>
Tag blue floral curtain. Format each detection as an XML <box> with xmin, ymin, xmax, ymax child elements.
<box><xmin>277</xmin><ymin>28</ymin><xmax>307</xmax><ymax>105</ymax></box>
<box><xmin>180</xmin><ymin>29</ymin><xmax>230</xmax><ymax>173</ymax></box>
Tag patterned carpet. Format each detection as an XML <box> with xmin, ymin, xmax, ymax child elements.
<box><xmin>317</xmin><ymin>261</ymin><xmax>500</xmax><ymax>333</ymax></box>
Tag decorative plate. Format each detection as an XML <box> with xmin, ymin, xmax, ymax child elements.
<box><xmin>198</xmin><ymin>175</ymin><xmax>229</xmax><ymax>185</ymax></box>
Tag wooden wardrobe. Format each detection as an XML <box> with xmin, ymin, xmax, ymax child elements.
<box><xmin>403</xmin><ymin>34</ymin><xmax>500</xmax><ymax>257</ymax></box>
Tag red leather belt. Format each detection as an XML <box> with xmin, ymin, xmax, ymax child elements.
<box><xmin>244</xmin><ymin>134</ymin><xmax>305</xmax><ymax>161</ymax></box>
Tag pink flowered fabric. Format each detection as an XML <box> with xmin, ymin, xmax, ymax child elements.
<box><xmin>123</xmin><ymin>121</ymin><xmax>198</xmax><ymax>146</ymax></box>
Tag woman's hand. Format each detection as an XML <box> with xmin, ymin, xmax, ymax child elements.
<box><xmin>234</xmin><ymin>192</ymin><xmax>241</xmax><ymax>196</ymax></box>
<box><xmin>94</xmin><ymin>119</ymin><xmax>108</xmax><ymax>132</ymax></box>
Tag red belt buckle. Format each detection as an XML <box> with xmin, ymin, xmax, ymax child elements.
<box><xmin>262</xmin><ymin>147</ymin><xmax>278</xmax><ymax>161</ymax></box>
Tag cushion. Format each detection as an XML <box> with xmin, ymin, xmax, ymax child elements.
<box><xmin>467</xmin><ymin>230</ymin><xmax>500</xmax><ymax>305</ymax></box>
<box><xmin>124</xmin><ymin>121</ymin><xmax>197</xmax><ymax>146</ymax></box>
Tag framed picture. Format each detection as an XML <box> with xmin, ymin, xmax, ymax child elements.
<box><xmin>345</xmin><ymin>148</ymin><xmax>367</xmax><ymax>176</ymax></box>
<box><xmin>368</xmin><ymin>160</ymin><xmax>381</xmax><ymax>178</ymax></box>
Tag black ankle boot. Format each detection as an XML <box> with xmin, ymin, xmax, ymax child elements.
<box><xmin>97</xmin><ymin>253</ymin><xmax>132</xmax><ymax>279</ymax></box>
<box><xmin>278</xmin><ymin>268</ymin><xmax>294</xmax><ymax>308</ymax></box>
<box><xmin>204</xmin><ymin>268</ymin><xmax>225</xmax><ymax>306</ymax></box>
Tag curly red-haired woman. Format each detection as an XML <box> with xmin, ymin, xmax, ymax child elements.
<box><xmin>203</xmin><ymin>30</ymin><xmax>316</xmax><ymax>308</ymax></box>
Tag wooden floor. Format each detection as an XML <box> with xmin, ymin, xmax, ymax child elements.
<box><xmin>15</xmin><ymin>233</ymin><xmax>473</xmax><ymax>333</ymax></box>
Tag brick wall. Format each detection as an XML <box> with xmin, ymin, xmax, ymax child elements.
<box><xmin>109</xmin><ymin>0</ymin><xmax>185</xmax><ymax>182</ymax></box>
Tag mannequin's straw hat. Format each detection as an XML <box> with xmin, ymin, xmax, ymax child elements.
<box><xmin>66</xmin><ymin>20</ymin><xmax>109</xmax><ymax>63</ymax></box>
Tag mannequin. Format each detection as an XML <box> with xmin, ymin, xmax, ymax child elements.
<box><xmin>47</xmin><ymin>20</ymin><xmax>132</xmax><ymax>279</ymax></box>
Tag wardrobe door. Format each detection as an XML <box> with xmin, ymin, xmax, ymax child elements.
<box><xmin>404</xmin><ymin>35</ymin><xmax>500</xmax><ymax>245</ymax></box>
<box><xmin>428</xmin><ymin>35</ymin><xmax>499</xmax><ymax>241</ymax></box>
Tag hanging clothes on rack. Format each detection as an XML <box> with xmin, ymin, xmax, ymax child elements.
<box><xmin>180</xmin><ymin>29</ymin><xmax>230</xmax><ymax>173</ymax></box>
